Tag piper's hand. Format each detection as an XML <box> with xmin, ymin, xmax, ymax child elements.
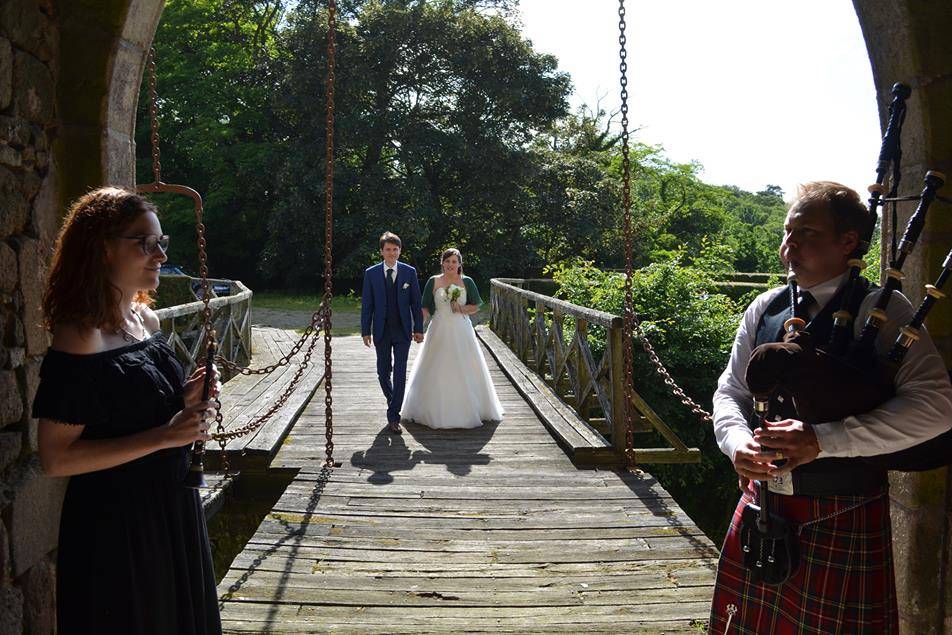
<box><xmin>413</xmin><ymin>332</ymin><xmax>424</xmax><ymax>344</ymax></box>
<box><xmin>363</xmin><ymin>335</ymin><xmax>372</xmax><ymax>347</ymax></box>
<box><xmin>183</xmin><ymin>364</ymin><xmax>221</xmax><ymax>408</ymax></box>
<box><xmin>731</xmin><ymin>438</ymin><xmax>776</xmax><ymax>483</ymax></box>
<box><xmin>162</xmin><ymin>401</ymin><xmax>214</xmax><ymax>448</ymax></box>
<box><xmin>753</xmin><ymin>418</ymin><xmax>820</xmax><ymax>476</ymax></box>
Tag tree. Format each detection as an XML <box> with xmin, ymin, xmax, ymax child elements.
<box><xmin>259</xmin><ymin>0</ymin><xmax>571</xmax><ymax>288</ymax></box>
<box><xmin>135</xmin><ymin>0</ymin><xmax>286</xmax><ymax>285</ymax></box>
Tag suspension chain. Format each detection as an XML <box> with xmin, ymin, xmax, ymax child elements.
<box><xmin>630</xmin><ymin>320</ymin><xmax>713</xmax><ymax>422</ymax></box>
<box><xmin>616</xmin><ymin>2</ymin><xmax>712</xmax><ymax>434</ymax></box>
<box><xmin>147</xmin><ymin>48</ymin><xmax>161</xmax><ymax>184</ymax></box>
<box><xmin>143</xmin><ymin>37</ymin><xmax>337</xmax><ymax>476</ymax></box>
<box><xmin>322</xmin><ymin>0</ymin><xmax>337</xmax><ymax>468</ymax></box>
<box><xmin>617</xmin><ymin>0</ymin><xmax>637</xmax><ymax>470</ymax></box>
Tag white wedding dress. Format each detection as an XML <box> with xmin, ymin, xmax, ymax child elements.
<box><xmin>401</xmin><ymin>285</ymin><xmax>504</xmax><ymax>429</ymax></box>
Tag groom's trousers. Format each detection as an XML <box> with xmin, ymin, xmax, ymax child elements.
<box><xmin>375</xmin><ymin>320</ymin><xmax>411</xmax><ymax>424</ymax></box>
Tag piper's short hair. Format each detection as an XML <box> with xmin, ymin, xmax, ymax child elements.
<box><xmin>790</xmin><ymin>182</ymin><xmax>873</xmax><ymax>237</ymax></box>
<box><xmin>379</xmin><ymin>231</ymin><xmax>402</xmax><ymax>249</ymax></box>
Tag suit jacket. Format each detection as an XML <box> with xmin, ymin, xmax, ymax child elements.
<box><xmin>361</xmin><ymin>261</ymin><xmax>424</xmax><ymax>342</ymax></box>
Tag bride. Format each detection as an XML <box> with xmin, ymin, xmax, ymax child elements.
<box><xmin>401</xmin><ymin>248</ymin><xmax>504</xmax><ymax>429</ymax></box>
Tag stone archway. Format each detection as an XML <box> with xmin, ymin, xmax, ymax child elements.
<box><xmin>0</xmin><ymin>0</ymin><xmax>950</xmax><ymax>631</ymax></box>
<box><xmin>0</xmin><ymin>1</ymin><xmax>163</xmax><ymax>631</ymax></box>
<box><xmin>854</xmin><ymin>2</ymin><xmax>952</xmax><ymax>632</ymax></box>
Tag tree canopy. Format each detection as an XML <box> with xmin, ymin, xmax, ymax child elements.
<box><xmin>138</xmin><ymin>0</ymin><xmax>790</xmax><ymax>290</ymax></box>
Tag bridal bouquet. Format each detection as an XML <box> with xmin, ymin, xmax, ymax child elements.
<box><xmin>447</xmin><ymin>284</ymin><xmax>464</xmax><ymax>303</ymax></box>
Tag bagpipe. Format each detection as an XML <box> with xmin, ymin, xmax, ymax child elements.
<box><xmin>736</xmin><ymin>83</ymin><xmax>952</xmax><ymax>585</ymax></box>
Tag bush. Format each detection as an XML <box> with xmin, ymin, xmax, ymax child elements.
<box><xmin>550</xmin><ymin>248</ymin><xmax>745</xmax><ymax>540</ymax></box>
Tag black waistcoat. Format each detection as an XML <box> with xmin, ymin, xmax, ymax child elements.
<box><xmin>385</xmin><ymin>269</ymin><xmax>401</xmax><ymax>326</ymax></box>
<box><xmin>753</xmin><ymin>278</ymin><xmax>888</xmax><ymax>496</ymax></box>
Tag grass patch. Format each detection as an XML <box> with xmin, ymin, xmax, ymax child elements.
<box><xmin>253</xmin><ymin>291</ymin><xmax>361</xmax><ymax>313</ymax></box>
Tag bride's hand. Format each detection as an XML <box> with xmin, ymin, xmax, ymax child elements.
<box><xmin>450</xmin><ymin>301</ymin><xmax>461</xmax><ymax>313</ymax></box>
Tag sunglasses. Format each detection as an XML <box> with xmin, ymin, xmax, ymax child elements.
<box><xmin>112</xmin><ymin>234</ymin><xmax>170</xmax><ymax>255</ymax></box>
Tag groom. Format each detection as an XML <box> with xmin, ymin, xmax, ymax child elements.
<box><xmin>361</xmin><ymin>231</ymin><xmax>424</xmax><ymax>434</ymax></box>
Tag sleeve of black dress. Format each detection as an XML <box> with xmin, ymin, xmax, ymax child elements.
<box><xmin>31</xmin><ymin>356</ymin><xmax>103</xmax><ymax>426</ymax></box>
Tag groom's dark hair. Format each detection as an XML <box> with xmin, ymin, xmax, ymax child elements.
<box><xmin>379</xmin><ymin>231</ymin><xmax>402</xmax><ymax>249</ymax></box>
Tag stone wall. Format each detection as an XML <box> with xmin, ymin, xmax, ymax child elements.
<box><xmin>0</xmin><ymin>2</ymin><xmax>65</xmax><ymax>633</ymax></box>
<box><xmin>853</xmin><ymin>2</ymin><xmax>952</xmax><ymax>632</ymax></box>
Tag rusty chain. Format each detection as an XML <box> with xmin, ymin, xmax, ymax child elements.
<box><xmin>144</xmin><ymin>36</ymin><xmax>337</xmax><ymax>477</ymax></box>
<box><xmin>616</xmin><ymin>3</ymin><xmax>712</xmax><ymax>444</ymax></box>
<box><xmin>147</xmin><ymin>48</ymin><xmax>161</xmax><ymax>184</ymax></box>
<box><xmin>322</xmin><ymin>0</ymin><xmax>337</xmax><ymax>468</ymax></box>
<box><xmin>617</xmin><ymin>0</ymin><xmax>637</xmax><ymax>471</ymax></box>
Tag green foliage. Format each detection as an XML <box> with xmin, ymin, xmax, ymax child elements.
<box><xmin>259</xmin><ymin>0</ymin><xmax>570</xmax><ymax>287</ymax></box>
<box><xmin>140</xmin><ymin>1</ymin><xmax>788</xmax><ymax>292</ymax></box>
<box><xmin>136</xmin><ymin>0</ymin><xmax>287</xmax><ymax>285</ymax></box>
<box><xmin>551</xmin><ymin>253</ymin><xmax>743</xmax><ymax>539</ymax></box>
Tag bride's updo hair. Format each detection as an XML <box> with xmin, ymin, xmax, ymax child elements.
<box><xmin>441</xmin><ymin>248</ymin><xmax>463</xmax><ymax>275</ymax></box>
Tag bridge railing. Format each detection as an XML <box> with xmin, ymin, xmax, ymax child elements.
<box><xmin>155</xmin><ymin>276</ymin><xmax>253</xmax><ymax>378</ymax></box>
<box><xmin>489</xmin><ymin>278</ymin><xmax>699</xmax><ymax>464</ymax></box>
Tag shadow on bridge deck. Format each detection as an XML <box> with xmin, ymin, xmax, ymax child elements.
<box><xmin>215</xmin><ymin>327</ymin><xmax>718</xmax><ymax>633</ymax></box>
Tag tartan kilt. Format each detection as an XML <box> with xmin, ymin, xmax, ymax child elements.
<box><xmin>708</xmin><ymin>487</ymin><xmax>897</xmax><ymax>634</ymax></box>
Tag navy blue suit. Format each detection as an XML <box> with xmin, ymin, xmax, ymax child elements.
<box><xmin>361</xmin><ymin>261</ymin><xmax>424</xmax><ymax>423</ymax></box>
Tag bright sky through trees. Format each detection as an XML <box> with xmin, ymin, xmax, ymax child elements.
<box><xmin>517</xmin><ymin>0</ymin><xmax>881</xmax><ymax>200</ymax></box>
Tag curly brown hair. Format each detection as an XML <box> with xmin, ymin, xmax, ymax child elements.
<box><xmin>42</xmin><ymin>187</ymin><xmax>157</xmax><ymax>332</ymax></box>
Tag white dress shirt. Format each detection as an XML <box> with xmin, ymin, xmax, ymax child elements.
<box><xmin>713</xmin><ymin>271</ymin><xmax>952</xmax><ymax>462</ymax></box>
<box><xmin>383</xmin><ymin>261</ymin><xmax>399</xmax><ymax>281</ymax></box>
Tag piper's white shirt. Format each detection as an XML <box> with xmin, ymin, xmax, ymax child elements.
<box><xmin>713</xmin><ymin>272</ymin><xmax>952</xmax><ymax>462</ymax></box>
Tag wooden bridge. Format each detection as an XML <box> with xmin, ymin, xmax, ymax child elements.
<box><xmin>204</xmin><ymin>306</ymin><xmax>718</xmax><ymax>632</ymax></box>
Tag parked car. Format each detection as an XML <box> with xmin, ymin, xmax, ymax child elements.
<box><xmin>160</xmin><ymin>264</ymin><xmax>231</xmax><ymax>298</ymax></box>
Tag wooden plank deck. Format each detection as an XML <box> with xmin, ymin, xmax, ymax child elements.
<box><xmin>207</xmin><ymin>327</ymin><xmax>325</xmax><ymax>469</ymax></box>
<box><xmin>216</xmin><ymin>330</ymin><xmax>717</xmax><ymax>633</ymax></box>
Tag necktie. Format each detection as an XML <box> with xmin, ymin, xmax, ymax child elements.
<box><xmin>387</xmin><ymin>268</ymin><xmax>394</xmax><ymax>288</ymax></box>
<box><xmin>795</xmin><ymin>291</ymin><xmax>816</xmax><ymax>321</ymax></box>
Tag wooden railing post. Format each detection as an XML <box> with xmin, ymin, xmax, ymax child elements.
<box><xmin>575</xmin><ymin>319</ymin><xmax>590</xmax><ymax>420</ymax></box>
<box><xmin>154</xmin><ymin>276</ymin><xmax>253</xmax><ymax>380</ymax></box>
<box><xmin>608</xmin><ymin>325</ymin><xmax>627</xmax><ymax>456</ymax></box>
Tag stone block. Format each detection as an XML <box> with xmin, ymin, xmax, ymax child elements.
<box><xmin>8</xmin><ymin>460</ymin><xmax>65</xmax><ymax>577</ymax></box>
<box><xmin>0</xmin><ymin>431</ymin><xmax>21</xmax><ymax>472</ymax></box>
<box><xmin>19</xmin><ymin>145</ymin><xmax>33</xmax><ymax>168</ymax></box>
<box><xmin>31</xmin><ymin>172</ymin><xmax>57</xmax><ymax>246</ymax></box>
<box><xmin>16</xmin><ymin>238</ymin><xmax>48</xmax><ymax>356</ymax></box>
<box><xmin>0</xmin><ymin>167</ymin><xmax>27</xmax><ymax>237</ymax></box>
<box><xmin>22</xmin><ymin>360</ymin><xmax>40</xmax><ymax>451</ymax></box>
<box><xmin>0</xmin><ymin>586</ymin><xmax>24</xmax><ymax>635</ymax></box>
<box><xmin>20</xmin><ymin>558</ymin><xmax>54</xmax><ymax>635</ymax></box>
<box><xmin>0</xmin><ymin>116</ymin><xmax>31</xmax><ymax>148</ymax></box>
<box><xmin>0</xmin><ymin>370</ymin><xmax>22</xmax><ymax>426</ymax></box>
<box><xmin>0</xmin><ymin>145</ymin><xmax>21</xmax><ymax>169</ymax></box>
<box><xmin>0</xmin><ymin>243</ymin><xmax>16</xmax><ymax>294</ymax></box>
<box><xmin>0</xmin><ymin>520</ymin><xmax>9</xmax><ymax>580</ymax></box>
<box><xmin>30</xmin><ymin>125</ymin><xmax>45</xmax><ymax>152</ymax></box>
<box><xmin>4</xmin><ymin>348</ymin><xmax>24</xmax><ymax>370</ymax></box>
<box><xmin>13</xmin><ymin>50</ymin><xmax>53</xmax><ymax>124</ymax></box>
<box><xmin>0</xmin><ymin>37</ymin><xmax>11</xmax><ymax>111</ymax></box>
<box><xmin>0</xmin><ymin>0</ymin><xmax>55</xmax><ymax>62</ymax></box>
<box><xmin>3</xmin><ymin>313</ymin><xmax>25</xmax><ymax>349</ymax></box>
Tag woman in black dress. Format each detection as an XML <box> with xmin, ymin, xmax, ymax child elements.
<box><xmin>32</xmin><ymin>187</ymin><xmax>222</xmax><ymax>634</ymax></box>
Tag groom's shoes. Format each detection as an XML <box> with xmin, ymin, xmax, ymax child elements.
<box><xmin>388</xmin><ymin>420</ymin><xmax>403</xmax><ymax>435</ymax></box>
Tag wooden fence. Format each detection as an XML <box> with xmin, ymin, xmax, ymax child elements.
<box><xmin>489</xmin><ymin>278</ymin><xmax>699</xmax><ymax>464</ymax></box>
<box><xmin>155</xmin><ymin>276</ymin><xmax>253</xmax><ymax>378</ymax></box>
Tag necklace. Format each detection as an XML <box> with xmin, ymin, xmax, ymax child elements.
<box><xmin>117</xmin><ymin>306</ymin><xmax>147</xmax><ymax>343</ymax></box>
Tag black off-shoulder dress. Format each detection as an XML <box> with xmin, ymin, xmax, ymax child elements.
<box><xmin>31</xmin><ymin>333</ymin><xmax>221</xmax><ymax>635</ymax></box>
